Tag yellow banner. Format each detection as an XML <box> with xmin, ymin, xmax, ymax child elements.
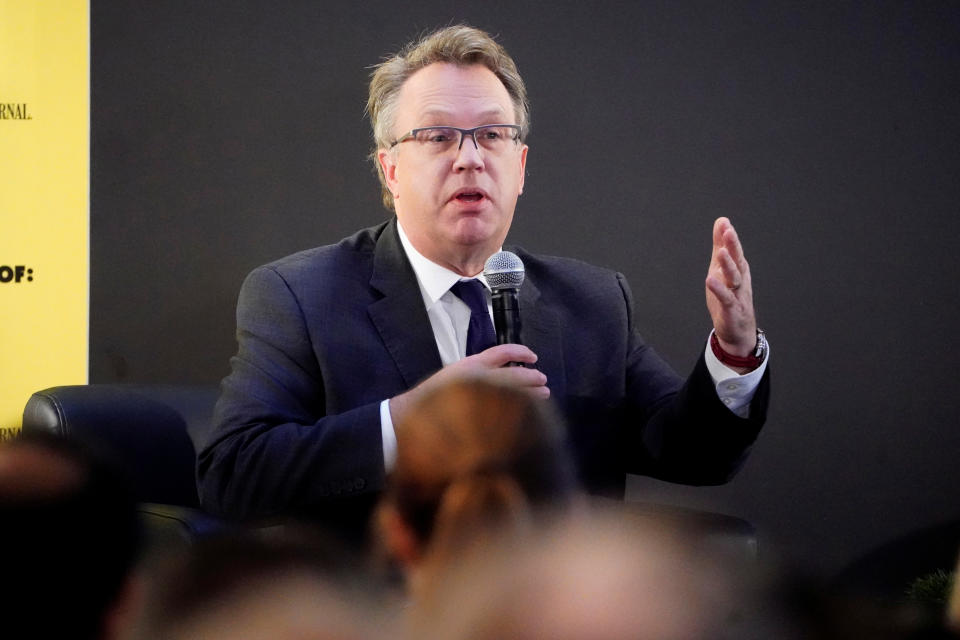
<box><xmin>0</xmin><ymin>1</ymin><xmax>89</xmax><ymax>438</ymax></box>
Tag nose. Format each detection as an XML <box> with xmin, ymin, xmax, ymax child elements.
<box><xmin>456</xmin><ymin>129</ymin><xmax>480</xmax><ymax>151</ymax></box>
<box><xmin>453</xmin><ymin>132</ymin><xmax>484</xmax><ymax>172</ymax></box>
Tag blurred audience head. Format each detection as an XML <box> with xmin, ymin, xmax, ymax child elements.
<box><xmin>133</xmin><ymin>526</ymin><xmax>388</xmax><ymax>640</ymax></box>
<box><xmin>950</xmin><ymin>552</ymin><xmax>960</xmax><ymax>633</ymax></box>
<box><xmin>0</xmin><ymin>431</ymin><xmax>142</xmax><ymax>640</ymax></box>
<box><xmin>377</xmin><ymin>378</ymin><xmax>579</xmax><ymax>596</ymax></box>
<box><xmin>405</xmin><ymin>503</ymin><xmax>960</xmax><ymax>640</ymax></box>
<box><xmin>408</xmin><ymin>506</ymin><xmax>754</xmax><ymax>640</ymax></box>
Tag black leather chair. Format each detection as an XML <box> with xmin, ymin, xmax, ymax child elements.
<box><xmin>21</xmin><ymin>384</ymin><xmax>225</xmax><ymax>543</ymax></box>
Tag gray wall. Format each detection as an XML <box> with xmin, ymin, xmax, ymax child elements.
<box><xmin>91</xmin><ymin>1</ymin><xmax>960</xmax><ymax>577</ymax></box>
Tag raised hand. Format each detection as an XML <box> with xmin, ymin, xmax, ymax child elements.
<box><xmin>705</xmin><ymin>217</ymin><xmax>758</xmax><ymax>358</ymax></box>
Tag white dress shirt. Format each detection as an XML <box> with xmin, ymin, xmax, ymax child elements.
<box><xmin>379</xmin><ymin>221</ymin><xmax>769</xmax><ymax>470</ymax></box>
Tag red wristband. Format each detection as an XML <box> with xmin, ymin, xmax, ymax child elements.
<box><xmin>710</xmin><ymin>331</ymin><xmax>764</xmax><ymax>370</ymax></box>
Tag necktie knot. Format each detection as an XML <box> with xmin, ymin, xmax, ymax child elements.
<box><xmin>450</xmin><ymin>279</ymin><xmax>487</xmax><ymax>312</ymax></box>
<box><xmin>450</xmin><ymin>279</ymin><xmax>496</xmax><ymax>356</ymax></box>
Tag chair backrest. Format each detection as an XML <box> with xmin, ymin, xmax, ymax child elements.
<box><xmin>21</xmin><ymin>384</ymin><xmax>219</xmax><ymax>509</ymax></box>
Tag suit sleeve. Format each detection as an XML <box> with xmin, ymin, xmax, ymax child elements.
<box><xmin>194</xmin><ymin>265</ymin><xmax>385</xmax><ymax>522</ymax></box>
<box><xmin>618</xmin><ymin>273</ymin><xmax>770</xmax><ymax>485</ymax></box>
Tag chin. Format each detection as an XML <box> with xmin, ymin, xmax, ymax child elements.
<box><xmin>454</xmin><ymin>211</ymin><xmax>511</xmax><ymax>242</ymax></box>
<box><xmin>446</xmin><ymin>217</ymin><xmax>492</xmax><ymax>242</ymax></box>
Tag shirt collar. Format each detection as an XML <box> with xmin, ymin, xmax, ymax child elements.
<box><xmin>396</xmin><ymin>220</ymin><xmax>492</xmax><ymax>306</ymax></box>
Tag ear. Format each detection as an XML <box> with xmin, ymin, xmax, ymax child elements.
<box><xmin>378</xmin><ymin>149</ymin><xmax>400</xmax><ymax>198</ymax></box>
<box><xmin>377</xmin><ymin>503</ymin><xmax>422</xmax><ymax>568</ymax></box>
<box><xmin>517</xmin><ymin>144</ymin><xmax>528</xmax><ymax>195</ymax></box>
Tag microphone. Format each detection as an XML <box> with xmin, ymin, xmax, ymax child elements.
<box><xmin>483</xmin><ymin>251</ymin><xmax>525</xmax><ymax>362</ymax></box>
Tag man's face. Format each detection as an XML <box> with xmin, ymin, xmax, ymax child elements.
<box><xmin>379</xmin><ymin>63</ymin><xmax>528</xmax><ymax>274</ymax></box>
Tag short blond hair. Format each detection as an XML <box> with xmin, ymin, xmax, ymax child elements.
<box><xmin>367</xmin><ymin>25</ymin><xmax>530</xmax><ymax>210</ymax></box>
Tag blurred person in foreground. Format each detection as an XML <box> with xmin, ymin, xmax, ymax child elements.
<box><xmin>375</xmin><ymin>378</ymin><xmax>580</xmax><ymax>604</ymax></box>
<box><xmin>195</xmin><ymin>23</ymin><xmax>771</xmax><ymax>544</ymax></box>
<box><xmin>0</xmin><ymin>432</ymin><xmax>142</xmax><ymax>640</ymax></box>
<box><xmin>131</xmin><ymin>527</ymin><xmax>388</xmax><ymax>640</ymax></box>
<box><xmin>951</xmin><ymin>555</ymin><xmax>960</xmax><ymax>633</ymax></box>
<box><xmin>407</xmin><ymin>506</ymin><xmax>762</xmax><ymax>640</ymax></box>
<box><xmin>414</xmin><ymin>506</ymin><xmax>960</xmax><ymax>640</ymax></box>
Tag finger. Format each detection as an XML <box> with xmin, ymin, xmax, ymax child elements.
<box><xmin>484</xmin><ymin>366</ymin><xmax>551</xmax><ymax>399</ymax></box>
<box><xmin>475</xmin><ymin>343</ymin><xmax>539</xmax><ymax>366</ymax></box>
<box><xmin>491</xmin><ymin>364</ymin><xmax>548</xmax><ymax>387</ymax></box>
<box><xmin>712</xmin><ymin>217</ymin><xmax>732</xmax><ymax>261</ymax></box>
<box><xmin>705</xmin><ymin>274</ymin><xmax>738</xmax><ymax>308</ymax></box>
<box><xmin>721</xmin><ymin>225</ymin><xmax>744</xmax><ymax>265</ymax></box>
<box><xmin>713</xmin><ymin>217</ymin><xmax>730</xmax><ymax>249</ymax></box>
<box><xmin>529</xmin><ymin>385</ymin><xmax>551</xmax><ymax>400</ymax></box>
<box><xmin>716</xmin><ymin>247</ymin><xmax>743</xmax><ymax>290</ymax></box>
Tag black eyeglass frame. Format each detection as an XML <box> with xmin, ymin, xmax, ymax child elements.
<box><xmin>389</xmin><ymin>124</ymin><xmax>523</xmax><ymax>150</ymax></box>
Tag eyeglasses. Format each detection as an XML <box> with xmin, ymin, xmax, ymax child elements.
<box><xmin>390</xmin><ymin>124</ymin><xmax>522</xmax><ymax>154</ymax></box>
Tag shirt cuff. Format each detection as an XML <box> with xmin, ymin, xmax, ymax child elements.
<box><xmin>380</xmin><ymin>399</ymin><xmax>397</xmax><ymax>472</ymax></box>
<box><xmin>704</xmin><ymin>330</ymin><xmax>770</xmax><ymax>419</ymax></box>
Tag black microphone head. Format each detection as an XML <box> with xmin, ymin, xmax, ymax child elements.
<box><xmin>484</xmin><ymin>251</ymin><xmax>525</xmax><ymax>291</ymax></box>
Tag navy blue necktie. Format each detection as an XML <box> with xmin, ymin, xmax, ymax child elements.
<box><xmin>450</xmin><ymin>279</ymin><xmax>496</xmax><ymax>356</ymax></box>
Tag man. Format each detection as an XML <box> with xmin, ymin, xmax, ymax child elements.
<box><xmin>193</xmin><ymin>25</ymin><xmax>770</xmax><ymax>540</ymax></box>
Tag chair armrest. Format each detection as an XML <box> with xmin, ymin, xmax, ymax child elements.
<box><xmin>138</xmin><ymin>503</ymin><xmax>232</xmax><ymax>550</ymax></box>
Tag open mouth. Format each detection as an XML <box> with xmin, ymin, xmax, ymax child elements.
<box><xmin>455</xmin><ymin>191</ymin><xmax>484</xmax><ymax>203</ymax></box>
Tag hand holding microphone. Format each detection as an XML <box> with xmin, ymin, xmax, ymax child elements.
<box><xmin>390</xmin><ymin>252</ymin><xmax>538</xmax><ymax>425</ymax></box>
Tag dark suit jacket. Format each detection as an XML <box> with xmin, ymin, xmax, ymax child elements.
<box><xmin>194</xmin><ymin>218</ymin><xmax>769</xmax><ymax>534</ymax></box>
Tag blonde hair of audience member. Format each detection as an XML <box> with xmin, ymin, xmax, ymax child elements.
<box><xmin>377</xmin><ymin>378</ymin><xmax>579</xmax><ymax>599</ymax></box>
<box><xmin>410</xmin><ymin>509</ymin><xmax>750</xmax><ymax>640</ymax></box>
<box><xmin>366</xmin><ymin>24</ymin><xmax>530</xmax><ymax>210</ymax></box>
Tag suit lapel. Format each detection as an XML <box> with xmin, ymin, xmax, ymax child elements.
<box><xmin>518</xmin><ymin>273</ymin><xmax>567</xmax><ymax>402</ymax></box>
<box><xmin>368</xmin><ymin>218</ymin><xmax>443</xmax><ymax>388</ymax></box>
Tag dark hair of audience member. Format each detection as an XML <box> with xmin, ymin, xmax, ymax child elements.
<box><xmin>377</xmin><ymin>378</ymin><xmax>579</xmax><ymax>597</ymax></box>
<box><xmin>0</xmin><ymin>431</ymin><xmax>142</xmax><ymax>640</ymax></box>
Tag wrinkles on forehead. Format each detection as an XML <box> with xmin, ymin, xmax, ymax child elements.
<box><xmin>415</xmin><ymin>108</ymin><xmax>512</xmax><ymax>128</ymax></box>
<box><xmin>400</xmin><ymin>100</ymin><xmax>515</xmax><ymax>131</ymax></box>
<box><xmin>394</xmin><ymin>63</ymin><xmax>516</xmax><ymax>133</ymax></box>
